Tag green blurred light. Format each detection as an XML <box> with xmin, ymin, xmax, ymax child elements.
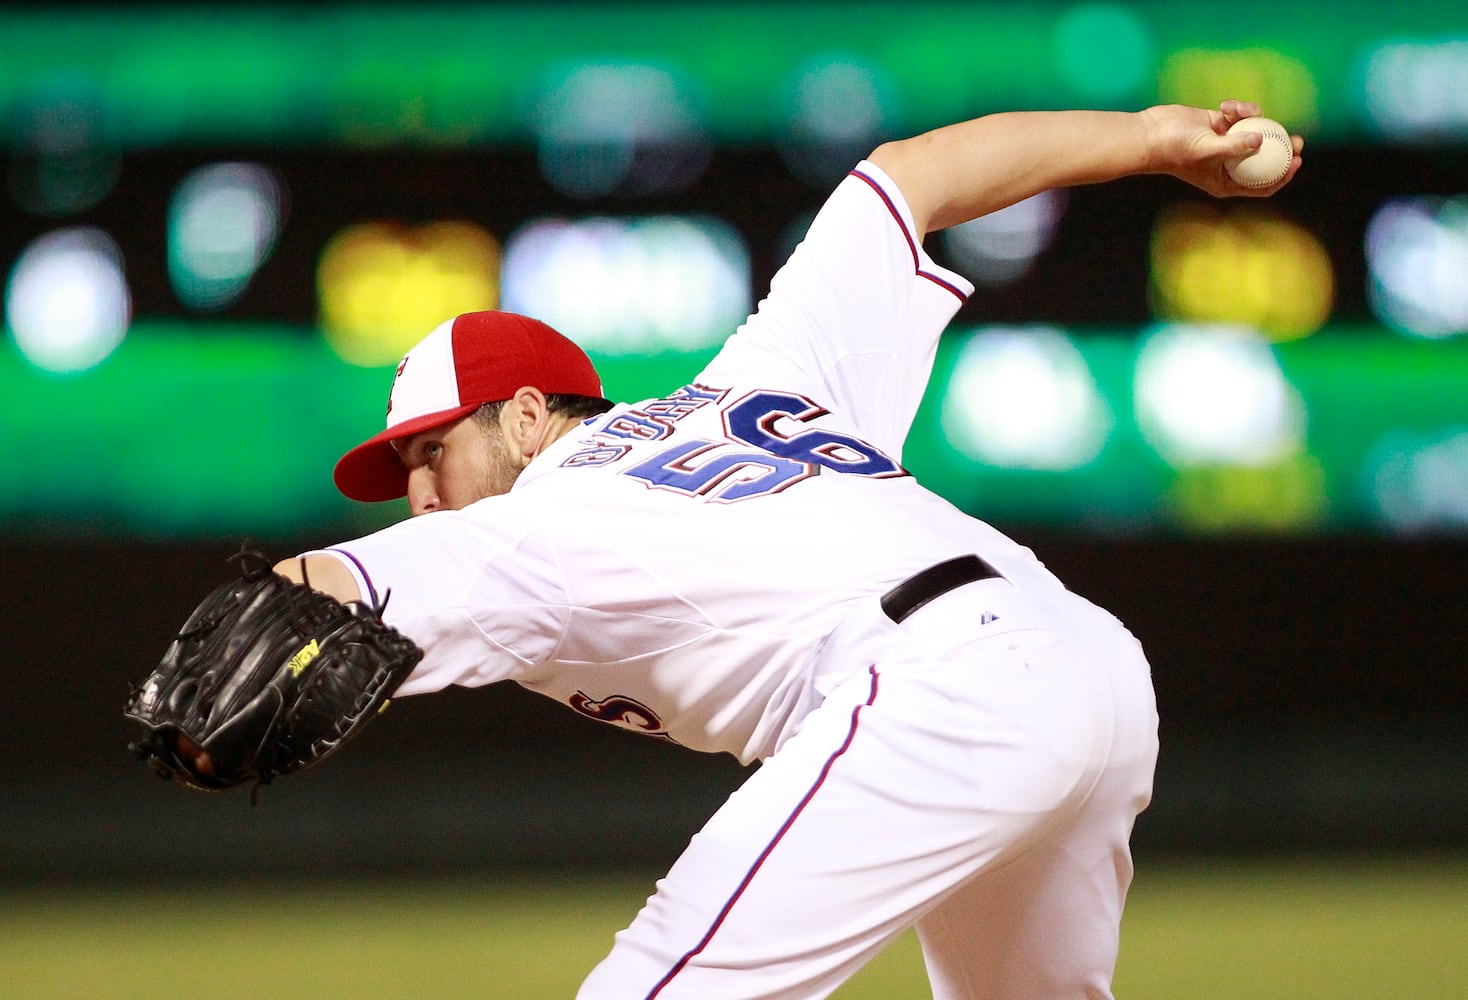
<box><xmin>1052</xmin><ymin>3</ymin><xmax>1154</xmax><ymax>104</ymax></box>
<box><xmin>4</xmin><ymin>4</ymin><xmax>1467</xmax><ymax>149</ymax></box>
<box><xmin>4</xmin><ymin>320</ymin><xmax>1468</xmax><ymax>539</ymax></box>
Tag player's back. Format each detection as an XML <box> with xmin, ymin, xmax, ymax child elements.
<box><xmin>487</xmin><ymin>385</ymin><xmax>1083</xmax><ymax>759</ymax></box>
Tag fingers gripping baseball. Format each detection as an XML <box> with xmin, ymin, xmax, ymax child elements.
<box><xmin>1222</xmin><ymin>116</ymin><xmax>1298</xmax><ymax>189</ymax></box>
<box><xmin>1146</xmin><ymin>100</ymin><xmax>1304</xmax><ymax>197</ymax></box>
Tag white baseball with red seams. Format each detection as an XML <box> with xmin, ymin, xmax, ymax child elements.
<box><xmin>315</xmin><ymin>163</ymin><xmax>1159</xmax><ymax>999</ymax></box>
<box><xmin>1225</xmin><ymin>116</ymin><xmax>1293</xmax><ymax>187</ymax></box>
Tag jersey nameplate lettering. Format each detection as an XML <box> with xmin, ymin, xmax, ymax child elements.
<box><xmin>562</xmin><ymin>385</ymin><xmax>906</xmax><ymax>503</ymax></box>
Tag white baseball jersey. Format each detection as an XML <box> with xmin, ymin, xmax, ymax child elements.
<box><xmin>322</xmin><ymin>162</ymin><xmax>1082</xmax><ymax>763</ymax></box>
<box><xmin>317</xmin><ymin>161</ymin><xmax>1159</xmax><ymax>1000</ymax></box>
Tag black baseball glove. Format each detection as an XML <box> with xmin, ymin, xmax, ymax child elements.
<box><xmin>124</xmin><ymin>550</ymin><xmax>422</xmax><ymax>794</ymax></box>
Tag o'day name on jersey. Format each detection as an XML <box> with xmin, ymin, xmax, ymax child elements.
<box><xmin>562</xmin><ymin>383</ymin><xmax>907</xmax><ymax>504</ymax></box>
<box><xmin>560</xmin><ymin>384</ymin><xmax>728</xmax><ymax>469</ymax></box>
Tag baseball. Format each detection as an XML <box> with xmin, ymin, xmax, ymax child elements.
<box><xmin>1224</xmin><ymin>117</ymin><xmax>1293</xmax><ymax>188</ymax></box>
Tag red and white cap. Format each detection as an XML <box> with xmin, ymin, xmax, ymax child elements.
<box><xmin>333</xmin><ymin>310</ymin><xmax>603</xmax><ymax>502</ymax></box>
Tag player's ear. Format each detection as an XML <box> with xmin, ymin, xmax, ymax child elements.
<box><xmin>501</xmin><ymin>386</ymin><xmax>550</xmax><ymax>456</ymax></box>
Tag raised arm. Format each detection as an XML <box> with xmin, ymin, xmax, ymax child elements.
<box><xmin>870</xmin><ymin>99</ymin><xmax>1304</xmax><ymax>238</ymax></box>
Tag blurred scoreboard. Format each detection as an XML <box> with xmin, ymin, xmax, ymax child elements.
<box><xmin>2</xmin><ymin>2</ymin><xmax>1467</xmax><ymax>539</ymax></box>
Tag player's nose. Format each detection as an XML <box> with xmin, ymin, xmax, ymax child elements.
<box><xmin>406</xmin><ymin>470</ymin><xmax>440</xmax><ymax>517</ymax></box>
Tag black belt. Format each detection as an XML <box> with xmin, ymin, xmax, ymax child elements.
<box><xmin>880</xmin><ymin>554</ymin><xmax>1004</xmax><ymax>624</ymax></box>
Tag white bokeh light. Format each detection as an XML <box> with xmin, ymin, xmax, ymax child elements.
<box><xmin>792</xmin><ymin>58</ymin><xmax>883</xmax><ymax>143</ymax></box>
<box><xmin>1364</xmin><ymin>40</ymin><xmax>1468</xmax><ymax>139</ymax></box>
<box><xmin>941</xmin><ymin>191</ymin><xmax>1067</xmax><ymax>286</ymax></box>
<box><xmin>1134</xmin><ymin>325</ymin><xmax>1304</xmax><ymax>467</ymax></box>
<box><xmin>533</xmin><ymin>64</ymin><xmax>710</xmax><ymax>199</ymax></box>
<box><xmin>1365</xmin><ymin>196</ymin><xmax>1468</xmax><ymax>338</ymax></box>
<box><xmin>5</xmin><ymin>226</ymin><xmax>130</xmax><ymax>373</ymax></box>
<box><xmin>501</xmin><ymin>214</ymin><xmax>749</xmax><ymax>353</ymax></box>
<box><xmin>1368</xmin><ymin>429</ymin><xmax>1468</xmax><ymax>534</ymax></box>
<box><xmin>169</xmin><ymin>162</ymin><xmax>282</xmax><ymax>311</ymax></box>
<box><xmin>941</xmin><ymin>327</ymin><xmax>1111</xmax><ymax>470</ymax></box>
<box><xmin>780</xmin><ymin>56</ymin><xmax>886</xmax><ymax>186</ymax></box>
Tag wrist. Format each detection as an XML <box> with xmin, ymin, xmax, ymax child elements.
<box><xmin>1134</xmin><ymin>106</ymin><xmax>1167</xmax><ymax>175</ymax></box>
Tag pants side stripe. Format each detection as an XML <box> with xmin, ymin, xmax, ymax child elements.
<box><xmin>646</xmin><ymin>665</ymin><xmax>881</xmax><ymax>998</ymax></box>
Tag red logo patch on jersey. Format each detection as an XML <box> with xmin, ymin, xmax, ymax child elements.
<box><xmin>568</xmin><ymin>691</ymin><xmax>675</xmax><ymax>743</ymax></box>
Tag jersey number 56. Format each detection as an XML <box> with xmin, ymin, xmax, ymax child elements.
<box><xmin>624</xmin><ymin>389</ymin><xmax>904</xmax><ymax>503</ymax></box>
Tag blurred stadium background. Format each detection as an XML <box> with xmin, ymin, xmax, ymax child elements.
<box><xmin>3</xmin><ymin>2</ymin><xmax>1465</xmax><ymax>996</ymax></box>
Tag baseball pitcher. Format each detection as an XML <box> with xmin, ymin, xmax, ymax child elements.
<box><xmin>127</xmin><ymin>100</ymin><xmax>1302</xmax><ymax>998</ymax></box>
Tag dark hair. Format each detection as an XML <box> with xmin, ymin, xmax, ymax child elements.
<box><xmin>471</xmin><ymin>394</ymin><xmax>614</xmax><ymax>429</ymax></box>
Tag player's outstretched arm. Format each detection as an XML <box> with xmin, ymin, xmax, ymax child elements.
<box><xmin>869</xmin><ymin>99</ymin><xmax>1304</xmax><ymax>238</ymax></box>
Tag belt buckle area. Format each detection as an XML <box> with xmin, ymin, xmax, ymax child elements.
<box><xmin>880</xmin><ymin>554</ymin><xmax>1004</xmax><ymax>624</ymax></box>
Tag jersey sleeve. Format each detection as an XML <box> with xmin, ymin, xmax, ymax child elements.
<box><xmin>696</xmin><ymin>160</ymin><xmax>973</xmax><ymax>461</ymax></box>
<box><xmin>307</xmin><ymin>503</ymin><xmax>570</xmax><ymax>697</ymax></box>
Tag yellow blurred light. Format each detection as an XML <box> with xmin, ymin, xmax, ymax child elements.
<box><xmin>1158</xmin><ymin>47</ymin><xmax>1318</xmax><ymax>134</ymax></box>
<box><xmin>317</xmin><ymin>221</ymin><xmax>501</xmax><ymax>366</ymax></box>
<box><xmin>1150</xmin><ymin>204</ymin><xmax>1333</xmax><ymax>341</ymax></box>
<box><xmin>1169</xmin><ymin>453</ymin><xmax>1328</xmax><ymax>533</ymax></box>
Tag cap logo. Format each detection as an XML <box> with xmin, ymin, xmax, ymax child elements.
<box><xmin>386</xmin><ymin>356</ymin><xmax>410</xmax><ymax>416</ymax></box>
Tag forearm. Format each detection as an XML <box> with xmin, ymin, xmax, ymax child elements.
<box><xmin>870</xmin><ymin>109</ymin><xmax>1148</xmax><ymax>235</ymax></box>
<box><xmin>870</xmin><ymin>100</ymin><xmax>1298</xmax><ymax>238</ymax></box>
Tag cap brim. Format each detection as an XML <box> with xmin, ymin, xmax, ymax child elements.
<box><xmin>332</xmin><ymin>403</ymin><xmax>482</xmax><ymax>502</ymax></box>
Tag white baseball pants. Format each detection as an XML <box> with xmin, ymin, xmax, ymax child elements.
<box><xmin>577</xmin><ymin>579</ymin><xmax>1159</xmax><ymax>999</ymax></box>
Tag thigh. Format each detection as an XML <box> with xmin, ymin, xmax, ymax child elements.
<box><xmin>578</xmin><ymin>629</ymin><xmax>1121</xmax><ymax>1000</ymax></box>
<box><xmin>914</xmin><ymin>747</ymin><xmax>1155</xmax><ymax>1000</ymax></box>
<box><xmin>915</xmin><ymin>618</ymin><xmax>1159</xmax><ymax>1000</ymax></box>
<box><xmin>578</xmin><ymin>666</ymin><xmax>911</xmax><ymax>999</ymax></box>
